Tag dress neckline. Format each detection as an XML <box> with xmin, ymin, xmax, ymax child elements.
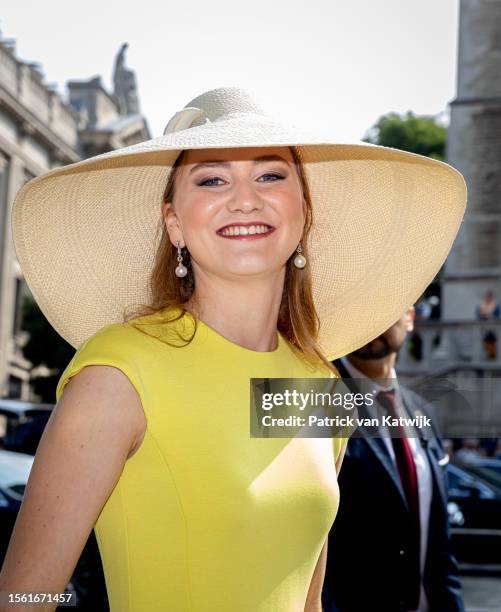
<box><xmin>161</xmin><ymin>305</ymin><xmax>287</xmax><ymax>358</ymax></box>
<box><xmin>196</xmin><ymin>315</ymin><xmax>284</xmax><ymax>355</ymax></box>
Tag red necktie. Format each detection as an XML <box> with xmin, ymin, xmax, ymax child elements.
<box><xmin>377</xmin><ymin>389</ymin><xmax>421</xmax><ymax>608</ymax></box>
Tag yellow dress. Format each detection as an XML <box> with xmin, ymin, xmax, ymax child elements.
<box><xmin>56</xmin><ymin>307</ymin><xmax>347</xmax><ymax>611</ymax></box>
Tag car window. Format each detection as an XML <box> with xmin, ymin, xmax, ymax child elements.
<box><xmin>448</xmin><ymin>464</ymin><xmax>496</xmax><ymax>499</ymax></box>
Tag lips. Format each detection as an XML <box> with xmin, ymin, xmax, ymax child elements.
<box><xmin>216</xmin><ymin>222</ymin><xmax>275</xmax><ymax>239</ymax></box>
<box><xmin>217</xmin><ymin>221</ymin><xmax>274</xmax><ymax>232</ymax></box>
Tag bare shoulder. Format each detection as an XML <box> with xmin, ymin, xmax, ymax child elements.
<box><xmin>59</xmin><ymin>364</ymin><xmax>147</xmax><ymax>459</ymax></box>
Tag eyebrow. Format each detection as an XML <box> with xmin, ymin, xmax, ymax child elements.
<box><xmin>188</xmin><ymin>154</ymin><xmax>290</xmax><ymax>174</ymax></box>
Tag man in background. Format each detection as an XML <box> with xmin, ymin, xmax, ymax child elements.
<box><xmin>322</xmin><ymin>306</ymin><xmax>464</xmax><ymax>611</ymax></box>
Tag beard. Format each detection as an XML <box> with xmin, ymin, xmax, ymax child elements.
<box><xmin>351</xmin><ymin>334</ymin><xmax>399</xmax><ymax>360</ymax></box>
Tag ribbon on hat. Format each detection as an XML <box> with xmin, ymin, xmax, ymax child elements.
<box><xmin>163</xmin><ymin>107</ymin><xmax>212</xmax><ymax>135</ymax></box>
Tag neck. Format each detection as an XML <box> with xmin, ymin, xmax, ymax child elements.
<box><xmin>346</xmin><ymin>352</ymin><xmax>396</xmax><ymax>382</ymax></box>
<box><xmin>185</xmin><ymin>267</ymin><xmax>285</xmax><ymax>352</ymax></box>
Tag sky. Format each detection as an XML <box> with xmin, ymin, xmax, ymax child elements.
<box><xmin>1</xmin><ymin>0</ymin><xmax>460</xmax><ymax>142</ymax></box>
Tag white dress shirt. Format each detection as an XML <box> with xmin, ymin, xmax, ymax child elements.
<box><xmin>340</xmin><ymin>356</ymin><xmax>432</xmax><ymax>612</ymax></box>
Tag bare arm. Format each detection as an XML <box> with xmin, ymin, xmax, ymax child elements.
<box><xmin>304</xmin><ymin>441</ymin><xmax>348</xmax><ymax>612</ymax></box>
<box><xmin>0</xmin><ymin>365</ymin><xmax>146</xmax><ymax>611</ymax></box>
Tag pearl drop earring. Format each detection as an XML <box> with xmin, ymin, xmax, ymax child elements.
<box><xmin>175</xmin><ymin>240</ymin><xmax>188</xmax><ymax>277</ymax></box>
<box><xmin>293</xmin><ymin>242</ymin><xmax>306</xmax><ymax>268</ymax></box>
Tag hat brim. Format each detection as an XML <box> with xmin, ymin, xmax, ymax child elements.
<box><xmin>11</xmin><ymin>116</ymin><xmax>467</xmax><ymax>357</ymax></box>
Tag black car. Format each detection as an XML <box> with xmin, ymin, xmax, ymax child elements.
<box><xmin>0</xmin><ymin>399</ymin><xmax>53</xmax><ymax>455</ymax></box>
<box><xmin>447</xmin><ymin>461</ymin><xmax>501</xmax><ymax>567</ymax></box>
<box><xmin>455</xmin><ymin>458</ymin><xmax>501</xmax><ymax>488</ymax></box>
<box><xmin>0</xmin><ymin>448</ymin><xmax>34</xmax><ymax>559</ymax></box>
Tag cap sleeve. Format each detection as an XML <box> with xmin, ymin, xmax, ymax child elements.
<box><xmin>55</xmin><ymin>323</ymin><xmax>145</xmax><ymax>405</ymax></box>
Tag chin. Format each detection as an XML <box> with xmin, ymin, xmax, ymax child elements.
<box><xmin>224</xmin><ymin>259</ymin><xmax>285</xmax><ymax>277</ymax></box>
<box><xmin>225</xmin><ymin>266</ymin><xmax>276</xmax><ymax>277</ymax></box>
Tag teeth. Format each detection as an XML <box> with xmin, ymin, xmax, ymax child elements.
<box><xmin>219</xmin><ymin>225</ymin><xmax>272</xmax><ymax>236</ymax></box>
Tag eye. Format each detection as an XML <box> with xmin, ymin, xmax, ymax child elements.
<box><xmin>259</xmin><ymin>173</ymin><xmax>285</xmax><ymax>182</ymax></box>
<box><xmin>197</xmin><ymin>176</ymin><xmax>225</xmax><ymax>187</ymax></box>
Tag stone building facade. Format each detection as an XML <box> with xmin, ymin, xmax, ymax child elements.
<box><xmin>0</xmin><ymin>34</ymin><xmax>150</xmax><ymax>399</ymax></box>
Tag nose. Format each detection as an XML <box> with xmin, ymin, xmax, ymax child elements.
<box><xmin>227</xmin><ymin>179</ymin><xmax>264</xmax><ymax>214</ymax></box>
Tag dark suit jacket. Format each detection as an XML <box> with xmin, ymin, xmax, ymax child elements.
<box><xmin>321</xmin><ymin>358</ymin><xmax>464</xmax><ymax>612</ymax></box>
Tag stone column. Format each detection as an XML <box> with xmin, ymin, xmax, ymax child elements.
<box><xmin>444</xmin><ymin>0</ymin><xmax>501</xmax><ymax>320</ymax></box>
<box><xmin>0</xmin><ymin>156</ymin><xmax>25</xmax><ymax>396</ymax></box>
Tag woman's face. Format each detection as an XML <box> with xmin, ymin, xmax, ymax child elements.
<box><xmin>162</xmin><ymin>146</ymin><xmax>306</xmax><ymax>280</ymax></box>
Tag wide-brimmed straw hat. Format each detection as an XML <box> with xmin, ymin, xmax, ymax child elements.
<box><xmin>11</xmin><ymin>86</ymin><xmax>467</xmax><ymax>359</ymax></box>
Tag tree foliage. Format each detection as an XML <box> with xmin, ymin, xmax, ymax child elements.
<box><xmin>21</xmin><ymin>295</ymin><xmax>75</xmax><ymax>403</ymax></box>
<box><xmin>362</xmin><ymin>110</ymin><xmax>447</xmax><ymax>161</ymax></box>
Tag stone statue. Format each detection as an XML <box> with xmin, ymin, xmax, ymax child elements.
<box><xmin>113</xmin><ymin>43</ymin><xmax>140</xmax><ymax>116</ymax></box>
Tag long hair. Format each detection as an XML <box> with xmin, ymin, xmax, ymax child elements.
<box><xmin>124</xmin><ymin>146</ymin><xmax>338</xmax><ymax>375</ymax></box>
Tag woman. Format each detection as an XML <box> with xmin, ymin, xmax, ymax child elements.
<box><xmin>0</xmin><ymin>87</ymin><xmax>467</xmax><ymax>611</ymax></box>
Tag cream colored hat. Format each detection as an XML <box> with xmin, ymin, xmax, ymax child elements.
<box><xmin>11</xmin><ymin>86</ymin><xmax>467</xmax><ymax>359</ymax></box>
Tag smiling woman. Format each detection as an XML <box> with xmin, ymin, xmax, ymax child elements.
<box><xmin>2</xmin><ymin>86</ymin><xmax>467</xmax><ymax>612</ymax></box>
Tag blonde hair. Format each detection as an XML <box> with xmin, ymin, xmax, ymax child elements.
<box><xmin>125</xmin><ymin>146</ymin><xmax>338</xmax><ymax>375</ymax></box>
